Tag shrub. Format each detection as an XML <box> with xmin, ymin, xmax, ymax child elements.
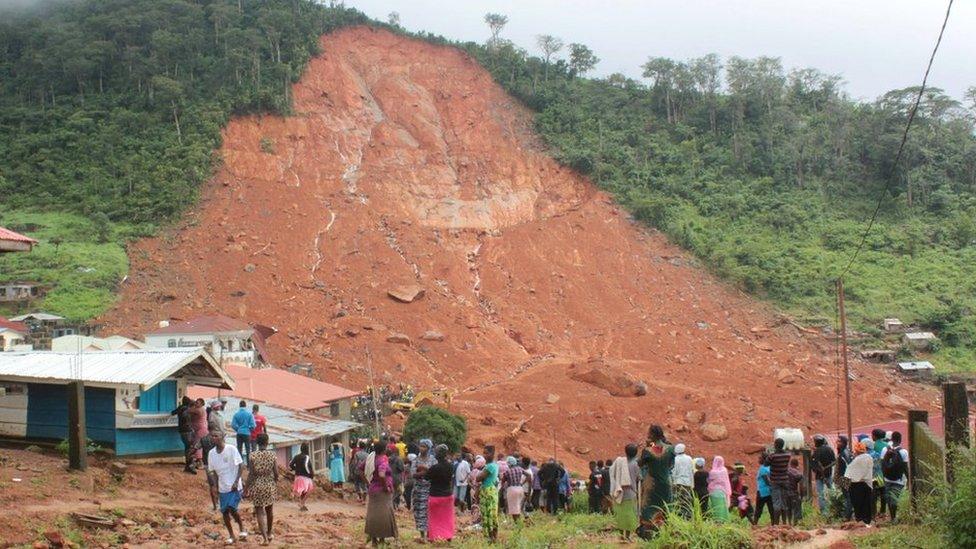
<box><xmin>402</xmin><ymin>406</ymin><xmax>467</xmax><ymax>452</ymax></box>
<box><xmin>650</xmin><ymin>502</ymin><xmax>752</xmax><ymax>548</ymax></box>
<box><xmin>925</xmin><ymin>448</ymin><xmax>976</xmax><ymax>548</ymax></box>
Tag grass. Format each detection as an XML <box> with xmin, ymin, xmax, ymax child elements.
<box><xmin>0</xmin><ymin>209</ymin><xmax>131</xmax><ymax>322</ymax></box>
<box><xmin>852</xmin><ymin>525</ymin><xmax>941</xmax><ymax>548</ymax></box>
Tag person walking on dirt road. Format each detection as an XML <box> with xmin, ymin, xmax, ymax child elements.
<box><xmin>207</xmin><ymin>432</ymin><xmax>249</xmax><ymax>544</ymax></box>
<box><xmin>245</xmin><ymin>433</ymin><xmax>278</xmax><ymax>545</ymax></box>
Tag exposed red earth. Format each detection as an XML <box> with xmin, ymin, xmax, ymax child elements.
<box><xmin>99</xmin><ymin>26</ymin><xmax>939</xmax><ymax>471</ymax></box>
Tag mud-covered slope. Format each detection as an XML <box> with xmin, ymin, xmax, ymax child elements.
<box><xmin>100</xmin><ymin>27</ymin><xmax>937</xmax><ymax>467</ymax></box>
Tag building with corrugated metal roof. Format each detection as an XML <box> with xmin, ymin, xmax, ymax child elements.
<box><xmin>145</xmin><ymin>314</ymin><xmax>275</xmax><ymax>368</ymax></box>
<box><xmin>215</xmin><ymin>402</ymin><xmax>360</xmax><ymax>472</ymax></box>
<box><xmin>0</xmin><ymin>349</ymin><xmax>233</xmax><ymax>456</ymax></box>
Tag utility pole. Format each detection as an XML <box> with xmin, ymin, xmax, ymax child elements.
<box><xmin>68</xmin><ymin>341</ymin><xmax>87</xmax><ymax>471</ymax></box>
<box><xmin>365</xmin><ymin>347</ymin><xmax>381</xmax><ymax>437</ymax></box>
<box><xmin>837</xmin><ymin>278</ymin><xmax>853</xmax><ymax>445</ymax></box>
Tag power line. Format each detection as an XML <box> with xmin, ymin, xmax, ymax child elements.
<box><xmin>837</xmin><ymin>0</ymin><xmax>954</xmax><ymax>279</ymax></box>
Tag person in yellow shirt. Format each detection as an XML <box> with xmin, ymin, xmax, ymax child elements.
<box><xmin>392</xmin><ymin>435</ymin><xmax>407</xmax><ymax>459</ymax></box>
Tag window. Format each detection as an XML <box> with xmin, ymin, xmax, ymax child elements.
<box><xmin>167</xmin><ymin>339</ymin><xmax>176</xmax><ymax>348</ymax></box>
<box><xmin>0</xmin><ymin>288</ymin><xmax>6</xmax><ymax>297</ymax></box>
<box><xmin>0</xmin><ymin>383</ymin><xmax>26</xmax><ymax>396</ymax></box>
<box><xmin>138</xmin><ymin>380</ymin><xmax>177</xmax><ymax>413</ymax></box>
<box><xmin>330</xmin><ymin>402</ymin><xmax>340</xmax><ymax>417</ymax></box>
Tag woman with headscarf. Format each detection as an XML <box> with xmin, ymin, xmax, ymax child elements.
<box><xmin>501</xmin><ymin>456</ymin><xmax>526</xmax><ymax>521</ymax></box>
<box><xmin>364</xmin><ymin>441</ymin><xmax>398</xmax><ymax>545</ymax></box>
<box><xmin>425</xmin><ymin>444</ymin><xmax>456</xmax><ymax>541</ymax></box>
<box><xmin>845</xmin><ymin>439</ymin><xmax>874</xmax><ymax>524</ymax></box>
<box><xmin>329</xmin><ymin>442</ymin><xmax>346</xmax><ymax>489</ymax></box>
<box><xmin>707</xmin><ymin>456</ymin><xmax>732</xmax><ymax>522</ymax></box>
<box><xmin>410</xmin><ymin>439</ymin><xmax>437</xmax><ymax>541</ymax></box>
<box><xmin>468</xmin><ymin>455</ymin><xmax>485</xmax><ymax>526</ymax></box>
<box><xmin>476</xmin><ymin>445</ymin><xmax>500</xmax><ymax>542</ymax></box>
<box><xmin>638</xmin><ymin>424</ymin><xmax>675</xmax><ymax>537</ymax></box>
<box><xmin>610</xmin><ymin>443</ymin><xmax>640</xmax><ymax>541</ymax></box>
<box><xmin>693</xmin><ymin>457</ymin><xmax>710</xmax><ymax>515</ymax></box>
<box><xmin>245</xmin><ymin>433</ymin><xmax>278</xmax><ymax>545</ymax></box>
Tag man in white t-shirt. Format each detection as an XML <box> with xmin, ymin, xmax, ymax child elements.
<box><xmin>879</xmin><ymin>431</ymin><xmax>910</xmax><ymax>524</ymax></box>
<box><xmin>207</xmin><ymin>432</ymin><xmax>248</xmax><ymax>544</ymax></box>
<box><xmin>454</xmin><ymin>453</ymin><xmax>471</xmax><ymax>510</ymax></box>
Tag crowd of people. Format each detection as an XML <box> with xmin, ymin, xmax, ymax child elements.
<box><xmin>182</xmin><ymin>410</ymin><xmax>911</xmax><ymax>545</ymax></box>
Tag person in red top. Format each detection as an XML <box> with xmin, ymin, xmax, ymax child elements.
<box><xmin>250</xmin><ymin>404</ymin><xmax>267</xmax><ymax>443</ymax></box>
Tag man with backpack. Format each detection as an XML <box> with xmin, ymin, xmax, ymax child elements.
<box><xmin>880</xmin><ymin>431</ymin><xmax>909</xmax><ymax>523</ymax></box>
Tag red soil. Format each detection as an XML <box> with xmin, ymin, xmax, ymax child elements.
<box><xmin>99</xmin><ymin>26</ymin><xmax>938</xmax><ymax>470</ymax></box>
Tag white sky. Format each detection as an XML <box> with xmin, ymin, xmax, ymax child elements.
<box><xmin>348</xmin><ymin>0</ymin><xmax>974</xmax><ymax>102</ymax></box>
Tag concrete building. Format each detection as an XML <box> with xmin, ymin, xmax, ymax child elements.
<box><xmin>0</xmin><ymin>282</ymin><xmax>43</xmax><ymax>303</ymax></box>
<box><xmin>145</xmin><ymin>315</ymin><xmax>275</xmax><ymax>368</ymax></box>
<box><xmin>0</xmin><ymin>226</ymin><xmax>37</xmax><ymax>253</ymax></box>
<box><xmin>0</xmin><ymin>349</ymin><xmax>233</xmax><ymax>456</ymax></box>
<box><xmin>0</xmin><ymin>318</ymin><xmax>29</xmax><ymax>352</ymax></box>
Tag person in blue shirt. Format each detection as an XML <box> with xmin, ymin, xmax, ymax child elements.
<box><xmin>231</xmin><ymin>400</ymin><xmax>256</xmax><ymax>464</ymax></box>
<box><xmin>752</xmin><ymin>453</ymin><xmax>772</xmax><ymax>524</ymax></box>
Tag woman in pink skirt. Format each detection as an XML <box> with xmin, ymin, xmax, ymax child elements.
<box><xmin>289</xmin><ymin>443</ymin><xmax>315</xmax><ymax>511</ymax></box>
<box><xmin>425</xmin><ymin>444</ymin><xmax>456</xmax><ymax>542</ymax></box>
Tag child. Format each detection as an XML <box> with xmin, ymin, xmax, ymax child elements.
<box><xmin>737</xmin><ymin>485</ymin><xmax>754</xmax><ymax>520</ymax></box>
<box><xmin>787</xmin><ymin>458</ymin><xmax>805</xmax><ymax>524</ymax></box>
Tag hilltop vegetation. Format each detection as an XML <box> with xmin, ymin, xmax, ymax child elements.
<box><xmin>1</xmin><ymin>2</ymin><xmax>974</xmax><ymax>368</ymax></box>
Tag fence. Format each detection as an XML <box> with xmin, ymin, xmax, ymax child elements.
<box><xmin>907</xmin><ymin>382</ymin><xmax>971</xmax><ymax>509</ymax></box>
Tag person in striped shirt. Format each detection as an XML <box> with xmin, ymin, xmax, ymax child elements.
<box><xmin>765</xmin><ymin>438</ymin><xmax>794</xmax><ymax>525</ymax></box>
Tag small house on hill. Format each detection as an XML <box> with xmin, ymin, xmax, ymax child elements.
<box><xmin>0</xmin><ymin>282</ymin><xmax>44</xmax><ymax>303</ymax></box>
<box><xmin>0</xmin><ymin>318</ymin><xmax>29</xmax><ymax>352</ymax></box>
<box><xmin>903</xmin><ymin>331</ymin><xmax>938</xmax><ymax>350</ymax></box>
<box><xmin>0</xmin><ymin>226</ymin><xmax>37</xmax><ymax>253</ymax></box>
<box><xmin>145</xmin><ymin>315</ymin><xmax>275</xmax><ymax>368</ymax></box>
<box><xmin>0</xmin><ymin>349</ymin><xmax>233</xmax><ymax>456</ymax></box>
<box><xmin>9</xmin><ymin>312</ymin><xmax>92</xmax><ymax>349</ymax></box>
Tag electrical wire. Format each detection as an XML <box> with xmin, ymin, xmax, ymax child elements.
<box><xmin>837</xmin><ymin>0</ymin><xmax>954</xmax><ymax>280</ymax></box>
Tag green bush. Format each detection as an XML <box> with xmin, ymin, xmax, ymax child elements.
<box><xmin>926</xmin><ymin>449</ymin><xmax>976</xmax><ymax>548</ymax></box>
<box><xmin>402</xmin><ymin>406</ymin><xmax>468</xmax><ymax>452</ymax></box>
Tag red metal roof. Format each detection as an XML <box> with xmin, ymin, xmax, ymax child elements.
<box><xmin>0</xmin><ymin>227</ymin><xmax>38</xmax><ymax>244</ymax></box>
<box><xmin>0</xmin><ymin>317</ymin><xmax>28</xmax><ymax>334</ymax></box>
<box><xmin>188</xmin><ymin>363</ymin><xmax>362</xmax><ymax>411</ymax></box>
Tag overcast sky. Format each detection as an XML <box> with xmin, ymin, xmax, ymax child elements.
<box><xmin>349</xmin><ymin>0</ymin><xmax>974</xmax><ymax>102</ymax></box>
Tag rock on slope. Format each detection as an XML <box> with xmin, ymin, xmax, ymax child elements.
<box><xmin>100</xmin><ymin>27</ymin><xmax>936</xmax><ymax>467</ymax></box>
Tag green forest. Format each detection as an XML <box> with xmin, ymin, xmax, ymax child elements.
<box><xmin>1</xmin><ymin>1</ymin><xmax>974</xmax><ymax>369</ymax></box>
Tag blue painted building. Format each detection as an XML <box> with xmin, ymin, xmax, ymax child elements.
<box><xmin>0</xmin><ymin>348</ymin><xmax>234</xmax><ymax>456</ymax></box>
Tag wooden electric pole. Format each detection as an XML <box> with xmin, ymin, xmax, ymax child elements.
<box><xmin>837</xmin><ymin>278</ymin><xmax>853</xmax><ymax>445</ymax></box>
<box><xmin>68</xmin><ymin>380</ymin><xmax>87</xmax><ymax>470</ymax></box>
<box><xmin>365</xmin><ymin>347</ymin><xmax>381</xmax><ymax>437</ymax></box>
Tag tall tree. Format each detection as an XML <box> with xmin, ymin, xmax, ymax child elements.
<box><xmin>484</xmin><ymin>13</ymin><xmax>508</xmax><ymax>50</ymax></box>
<box><xmin>387</xmin><ymin>11</ymin><xmax>400</xmax><ymax>27</ymax></box>
<box><xmin>568</xmin><ymin>43</ymin><xmax>599</xmax><ymax>77</ymax></box>
<box><xmin>535</xmin><ymin>34</ymin><xmax>563</xmax><ymax>82</ymax></box>
<box><xmin>642</xmin><ymin>56</ymin><xmax>677</xmax><ymax>123</ymax></box>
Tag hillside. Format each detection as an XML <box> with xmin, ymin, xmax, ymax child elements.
<box><xmin>98</xmin><ymin>27</ymin><xmax>937</xmax><ymax>467</ymax></box>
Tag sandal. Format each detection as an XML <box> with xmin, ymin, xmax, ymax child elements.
<box><xmin>224</xmin><ymin>538</ymin><xmax>235</xmax><ymax>545</ymax></box>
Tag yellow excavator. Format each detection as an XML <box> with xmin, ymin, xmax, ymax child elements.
<box><xmin>389</xmin><ymin>389</ymin><xmax>453</xmax><ymax>412</ymax></box>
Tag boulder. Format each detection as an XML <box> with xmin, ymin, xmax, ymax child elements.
<box><xmin>700</xmin><ymin>423</ymin><xmax>729</xmax><ymax>442</ymax></box>
<box><xmin>685</xmin><ymin>411</ymin><xmax>706</xmax><ymax>425</ymax></box>
<box><xmin>633</xmin><ymin>382</ymin><xmax>648</xmax><ymax>396</ymax></box>
<box><xmin>421</xmin><ymin>330</ymin><xmax>445</xmax><ymax>342</ymax></box>
<box><xmin>777</xmin><ymin>368</ymin><xmax>796</xmax><ymax>384</ymax></box>
<box><xmin>885</xmin><ymin>393</ymin><xmax>911</xmax><ymax>409</ymax></box>
<box><xmin>545</xmin><ymin>393</ymin><xmax>560</xmax><ymax>404</ymax></box>
<box><xmin>386</xmin><ymin>333</ymin><xmax>411</xmax><ymax>345</ymax></box>
<box><xmin>243</xmin><ymin>263</ymin><xmax>256</xmax><ymax>273</ymax></box>
<box><xmin>387</xmin><ymin>285</ymin><xmax>425</xmax><ymax>303</ymax></box>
